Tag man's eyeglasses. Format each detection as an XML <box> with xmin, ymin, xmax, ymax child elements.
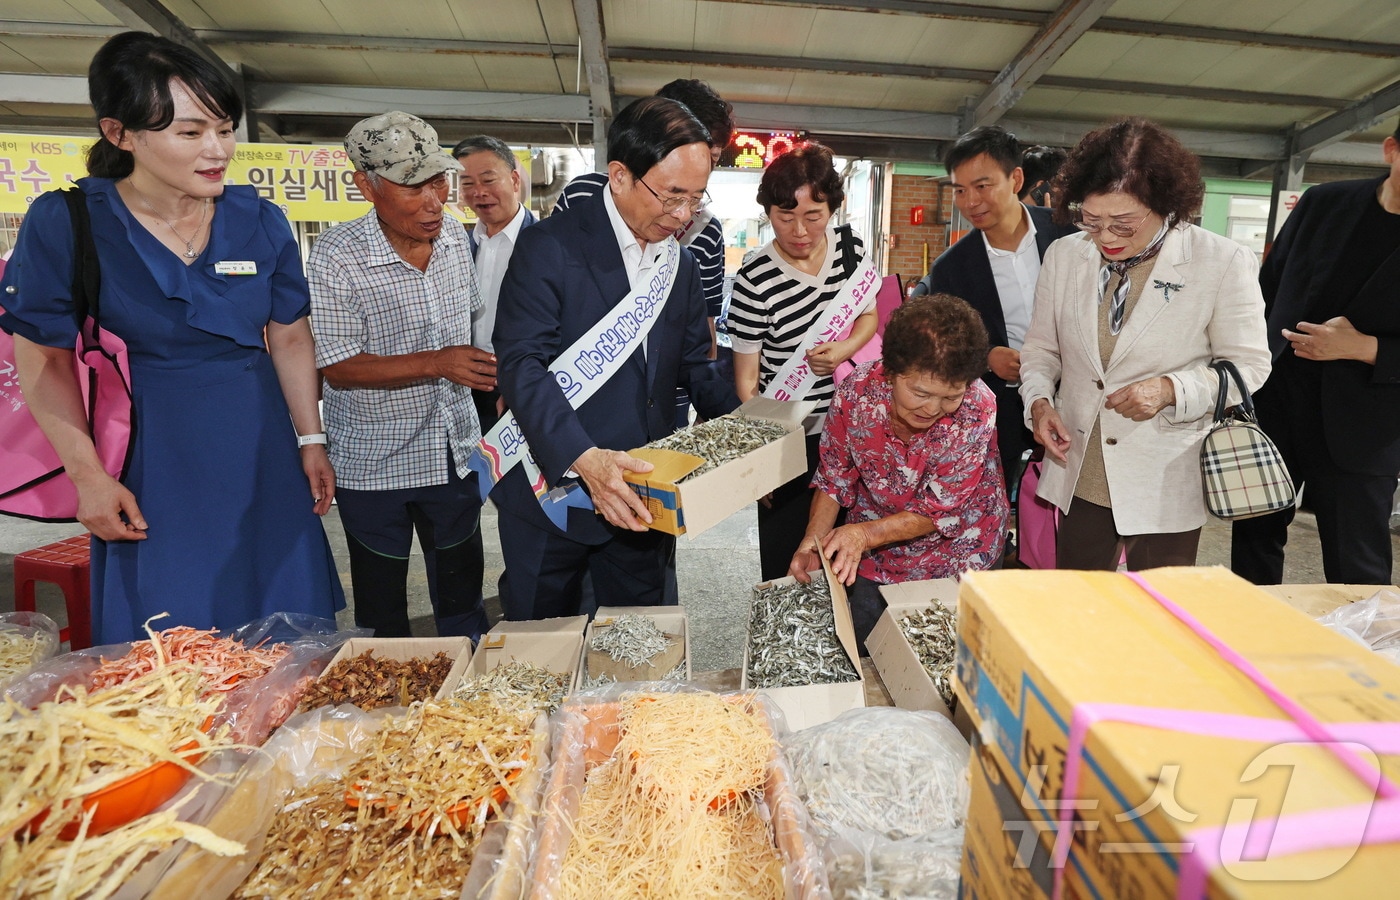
<box><xmin>1073</xmin><ymin>208</ymin><xmax>1152</xmax><ymax>238</ymax></box>
<box><xmin>637</xmin><ymin>177</ymin><xmax>710</xmax><ymax>215</ymax></box>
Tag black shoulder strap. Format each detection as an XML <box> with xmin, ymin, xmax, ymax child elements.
<box><xmin>60</xmin><ymin>187</ymin><xmax>102</xmax><ymax>335</ymax></box>
<box><xmin>1210</xmin><ymin>359</ymin><xmax>1255</xmax><ymax>422</ymax></box>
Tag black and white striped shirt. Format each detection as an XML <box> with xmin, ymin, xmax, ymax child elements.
<box><xmin>727</xmin><ymin>223</ymin><xmax>865</xmax><ymax>419</ymax></box>
<box><xmin>554</xmin><ymin>172</ymin><xmax>726</xmax><ymax>318</ymax></box>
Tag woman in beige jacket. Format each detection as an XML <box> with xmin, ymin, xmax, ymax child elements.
<box><xmin>1019</xmin><ymin>118</ymin><xmax>1270</xmax><ymax>569</ymax></box>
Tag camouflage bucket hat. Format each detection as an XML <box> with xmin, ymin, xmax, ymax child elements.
<box><xmin>344</xmin><ymin>111</ymin><xmax>462</xmax><ymax>185</ymax></box>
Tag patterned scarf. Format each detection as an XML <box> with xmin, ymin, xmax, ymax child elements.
<box><xmin>1097</xmin><ymin>219</ymin><xmax>1171</xmax><ymax>335</ymax></box>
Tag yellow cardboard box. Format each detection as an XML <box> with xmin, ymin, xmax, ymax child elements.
<box><xmin>623</xmin><ymin>396</ymin><xmax>814</xmax><ymax>537</ymax></box>
<box><xmin>954</xmin><ymin>567</ymin><xmax>1400</xmax><ymax>898</ymax></box>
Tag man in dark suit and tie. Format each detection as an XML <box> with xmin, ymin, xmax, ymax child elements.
<box><xmin>914</xmin><ymin>126</ymin><xmax>1077</xmax><ymax>499</ymax></box>
<box><xmin>1232</xmin><ymin>123</ymin><xmax>1400</xmax><ymax>585</ymax></box>
<box><xmin>491</xmin><ymin>98</ymin><xmax>739</xmax><ymax>619</ymax></box>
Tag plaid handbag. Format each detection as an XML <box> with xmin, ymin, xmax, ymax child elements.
<box><xmin>1199</xmin><ymin>360</ymin><xmax>1295</xmax><ymax>520</ymax></box>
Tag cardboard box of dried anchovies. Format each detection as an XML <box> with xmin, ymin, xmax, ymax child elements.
<box><xmin>741</xmin><ymin>552</ymin><xmax>864</xmax><ymax>731</ymax></box>
<box><xmin>622</xmin><ymin>396</ymin><xmax>815</xmax><ymax>537</ymax></box>
<box><xmin>580</xmin><ymin>605</ymin><xmax>691</xmax><ymax>687</ymax></box>
<box><xmin>867</xmin><ymin>578</ymin><xmax>959</xmax><ymax>722</ymax></box>
<box><xmin>462</xmin><ymin>615</ymin><xmax>589</xmax><ymax>694</ymax></box>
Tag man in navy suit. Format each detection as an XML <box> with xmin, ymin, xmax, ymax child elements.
<box><xmin>914</xmin><ymin>126</ymin><xmax>1077</xmax><ymax>499</ymax></box>
<box><xmin>491</xmin><ymin>98</ymin><xmax>739</xmax><ymax>619</ymax></box>
<box><xmin>1232</xmin><ymin>124</ymin><xmax>1400</xmax><ymax>585</ymax></box>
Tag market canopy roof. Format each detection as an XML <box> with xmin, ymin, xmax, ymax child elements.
<box><xmin>2</xmin><ymin>0</ymin><xmax>1398</xmax><ymax>179</ymax></box>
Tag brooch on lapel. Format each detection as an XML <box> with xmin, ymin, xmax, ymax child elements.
<box><xmin>1153</xmin><ymin>279</ymin><xmax>1185</xmax><ymax>302</ymax></box>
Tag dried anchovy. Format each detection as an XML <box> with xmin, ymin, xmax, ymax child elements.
<box><xmin>746</xmin><ymin>577</ymin><xmax>859</xmax><ymax>689</ymax></box>
<box><xmin>452</xmin><ymin>660</ymin><xmax>570</xmax><ymax>714</ymax></box>
<box><xmin>296</xmin><ymin>650</ymin><xmax>454</xmax><ymax>713</ymax></box>
<box><xmin>897</xmin><ymin>606</ymin><xmax>958</xmax><ymax>707</ymax></box>
<box><xmin>644</xmin><ymin>414</ymin><xmax>790</xmax><ymax>480</ymax></box>
<box><xmin>590</xmin><ymin>614</ymin><xmax>674</xmax><ymax>669</ymax></box>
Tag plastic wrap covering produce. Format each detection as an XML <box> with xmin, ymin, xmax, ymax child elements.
<box><xmin>783</xmin><ymin>707</ymin><xmax>970</xmax><ymax>900</ymax></box>
<box><xmin>4</xmin><ymin>613</ymin><xmax>366</xmax><ymax>746</ymax></box>
<box><xmin>1317</xmin><ymin>589</ymin><xmax>1400</xmax><ymax>665</ymax></box>
<box><xmin>748</xmin><ymin>576</ymin><xmax>859</xmax><ymax>689</ymax></box>
<box><xmin>1</xmin><ymin>664</ymin><xmax>245</xmax><ymax>900</ymax></box>
<box><xmin>0</xmin><ymin>611</ymin><xmax>60</xmax><ymax>687</ymax></box>
<box><xmin>296</xmin><ymin>649</ymin><xmax>454</xmax><ymax>712</ymax></box>
<box><xmin>643</xmin><ymin>414</ymin><xmax>791</xmax><ymax>480</ymax></box>
<box><xmin>531</xmin><ymin>685</ymin><xmax>831</xmax><ymax>900</ymax></box>
<box><xmin>896</xmin><ymin>605</ymin><xmax>958</xmax><ymax>707</ymax></box>
<box><xmin>229</xmin><ymin>697</ymin><xmax>543</xmax><ymax>900</ymax></box>
<box><xmin>452</xmin><ymin>659</ymin><xmax>571</xmax><ymax>715</ymax></box>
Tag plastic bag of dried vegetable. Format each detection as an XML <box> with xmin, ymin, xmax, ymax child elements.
<box><xmin>1</xmin><ymin>613</ymin><xmax>368</xmax><ymax>746</ymax></box>
<box><xmin>782</xmin><ymin>707</ymin><xmax>969</xmax><ymax>900</ymax></box>
<box><xmin>0</xmin><ymin>610</ymin><xmax>60</xmax><ymax>688</ymax></box>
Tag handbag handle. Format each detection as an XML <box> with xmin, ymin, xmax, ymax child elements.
<box><xmin>1210</xmin><ymin>359</ymin><xmax>1255</xmax><ymax>423</ymax></box>
<box><xmin>60</xmin><ymin>187</ymin><xmax>103</xmax><ymax>346</ymax></box>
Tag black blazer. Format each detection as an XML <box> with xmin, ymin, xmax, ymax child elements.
<box><xmin>1260</xmin><ymin>176</ymin><xmax>1400</xmax><ymax>475</ymax></box>
<box><xmin>491</xmin><ymin>195</ymin><xmax>739</xmax><ymax>542</ymax></box>
<box><xmin>921</xmin><ymin>204</ymin><xmax>1076</xmax><ymax>391</ymax></box>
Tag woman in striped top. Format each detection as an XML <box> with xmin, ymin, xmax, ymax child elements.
<box><xmin>728</xmin><ymin>143</ymin><xmax>879</xmax><ymax>579</ymax></box>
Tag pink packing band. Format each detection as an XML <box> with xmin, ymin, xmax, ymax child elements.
<box><xmin>1048</xmin><ymin>571</ymin><xmax>1400</xmax><ymax>900</ymax></box>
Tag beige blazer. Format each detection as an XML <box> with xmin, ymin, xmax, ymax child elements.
<box><xmin>1018</xmin><ymin>224</ymin><xmax>1271</xmax><ymax>534</ymax></box>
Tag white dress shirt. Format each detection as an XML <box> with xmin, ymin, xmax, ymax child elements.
<box><xmin>983</xmin><ymin>204</ymin><xmax>1041</xmax><ymax>351</ymax></box>
<box><xmin>470</xmin><ymin>202</ymin><xmax>528</xmax><ymax>354</ymax></box>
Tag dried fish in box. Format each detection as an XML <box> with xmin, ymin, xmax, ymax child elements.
<box><xmin>746</xmin><ymin>576</ymin><xmax>859</xmax><ymax>688</ymax></box>
<box><xmin>897</xmin><ymin>605</ymin><xmax>958</xmax><ymax>706</ymax></box>
<box><xmin>644</xmin><ymin>414</ymin><xmax>790</xmax><ymax>480</ymax></box>
<box><xmin>452</xmin><ymin>660</ymin><xmax>570</xmax><ymax>715</ymax></box>
<box><xmin>296</xmin><ymin>649</ymin><xmax>455</xmax><ymax>712</ymax></box>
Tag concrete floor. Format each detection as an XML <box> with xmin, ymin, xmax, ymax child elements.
<box><xmin>3</xmin><ymin>501</ymin><xmax>1398</xmax><ymax>670</ymax></box>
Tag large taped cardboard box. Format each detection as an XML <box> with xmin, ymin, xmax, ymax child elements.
<box><xmin>317</xmin><ymin>636</ymin><xmax>473</xmax><ymax>704</ymax></box>
<box><xmin>954</xmin><ymin>566</ymin><xmax>1400</xmax><ymax>898</ymax></box>
<box><xmin>741</xmin><ymin>568</ymin><xmax>865</xmax><ymax>731</ymax></box>
<box><xmin>583</xmin><ymin>606</ymin><xmax>691</xmax><ymax>684</ymax></box>
<box><xmin>623</xmin><ymin>396</ymin><xmax>815</xmax><ymax>537</ymax></box>
<box><xmin>868</xmin><ymin>578</ymin><xmax>959</xmax><ymax>720</ymax></box>
<box><xmin>463</xmin><ymin>615</ymin><xmax>588</xmax><ymax>694</ymax></box>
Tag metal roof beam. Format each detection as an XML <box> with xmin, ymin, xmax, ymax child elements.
<box><xmin>617</xmin><ymin>48</ymin><xmax>1341</xmax><ymax>110</ymax></box>
<box><xmin>255</xmin><ymin>83</ymin><xmax>591</xmax><ymax>122</ymax></box>
<box><xmin>199</xmin><ymin>30</ymin><xmax>563</xmax><ymax>58</ymax></box>
<box><xmin>1094</xmin><ymin>17</ymin><xmax>1400</xmax><ymax>59</ymax></box>
<box><xmin>572</xmin><ymin>0</ymin><xmax>614</xmax><ymax>169</ymax></box>
<box><xmin>0</xmin><ymin>73</ymin><xmax>91</xmax><ymax>105</ymax></box>
<box><xmin>91</xmin><ymin>0</ymin><xmax>233</xmax><ymax>76</ymax></box>
<box><xmin>720</xmin><ymin>0</ymin><xmax>1042</xmax><ymax>25</ymax></box>
<box><xmin>967</xmin><ymin>0</ymin><xmax>1115</xmax><ymax>128</ymax></box>
<box><xmin>1293</xmin><ymin>77</ymin><xmax>1400</xmax><ymax>156</ymax></box>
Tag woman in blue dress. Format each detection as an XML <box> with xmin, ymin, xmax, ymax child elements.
<box><xmin>0</xmin><ymin>32</ymin><xmax>344</xmax><ymax>644</ymax></box>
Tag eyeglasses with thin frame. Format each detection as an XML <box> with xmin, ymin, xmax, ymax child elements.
<box><xmin>636</xmin><ymin>177</ymin><xmax>710</xmax><ymax>215</ymax></box>
<box><xmin>1073</xmin><ymin>207</ymin><xmax>1152</xmax><ymax>238</ymax></box>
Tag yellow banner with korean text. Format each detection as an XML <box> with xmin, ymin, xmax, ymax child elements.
<box><xmin>0</xmin><ymin>134</ymin><xmax>469</xmax><ymax>222</ymax></box>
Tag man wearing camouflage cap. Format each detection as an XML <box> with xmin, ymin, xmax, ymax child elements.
<box><xmin>307</xmin><ymin>111</ymin><xmax>496</xmax><ymax>640</ymax></box>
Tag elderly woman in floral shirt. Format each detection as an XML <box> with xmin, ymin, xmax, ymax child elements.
<box><xmin>789</xmin><ymin>294</ymin><xmax>1008</xmax><ymax>647</ymax></box>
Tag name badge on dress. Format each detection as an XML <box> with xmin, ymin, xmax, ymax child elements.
<box><xmin>215</xmin><ymin>261</ymin><xmax>258</xmax><ymax>275</ymax></box>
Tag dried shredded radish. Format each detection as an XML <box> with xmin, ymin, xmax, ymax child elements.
<box><xmin>0</xmin><ymin>664</ymin><xmax>241</xmax><ymax>900</ymax></box>
<box><xmin>554</xmin><ymin>692</ymin><xmax>785</xmax><ymax>900</ymax></box>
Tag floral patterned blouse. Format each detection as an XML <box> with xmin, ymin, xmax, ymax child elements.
<box><xmin>812</xmin><ymin>361</ymin><xmax>1008</xmax><ymax>584</ymax></box>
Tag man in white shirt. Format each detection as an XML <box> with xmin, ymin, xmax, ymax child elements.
<box><xmin>453</xmin><ymin>135</ymin><xmax>537</xmax><ymax>431</ymax></box>
<box><xmin>914</xmin><ymin>126</ymin><xmax>1076</xmax><ymax>500</ymax></box>
<box><xmin>490</xmin><ymin>97</ymin><xmax>739</xmax><ymax>619</ymax></box>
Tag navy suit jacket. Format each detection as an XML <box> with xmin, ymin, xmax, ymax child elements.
<box><xmin>923</xmin><ymin>204</ymin><xmax>1076</xmax><ymax>392</ymax></box>
<box><xmin>491</xmin><ymin>195</ymin><xmax>739</xmax><ymax>542</ymax></box>
<box><xmin>1260</xmin><ymin>176</ymin><xmax>1400</xmax><ymax>474</ymax></box>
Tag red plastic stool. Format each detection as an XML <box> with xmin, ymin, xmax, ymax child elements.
<box><xmin>13</xmin><ymin>534</ymin><xmax>93</xmax><ymax>650</ymax></box>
